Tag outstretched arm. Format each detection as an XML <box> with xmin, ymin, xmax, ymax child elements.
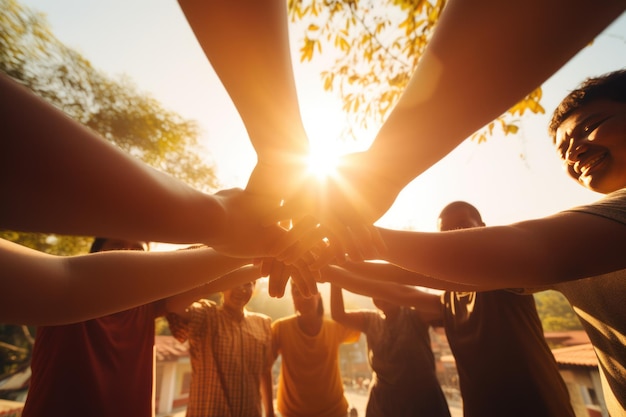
<box><xmin>0</xmin><ymin>240</ymin><xmax>251</xmax><ymax>325</ymax></box>
<box><xmin>261</xmin><ymin>365</ymin><xmax>276</xmax><ymax>417</ymax></box>
<box><xmin>273</xmin><ymin>0</ymin><xmax>625</xmax><ymax>228</ymax></box>
<box><xmin>0</xmin><ymin>73</ymin><xmax>284</xmax><ymax>257</ymax></box>
<box><xmin>325</xmin><ymin>265</ymin><xmax>443</xmax><ymax>322</ymax></box>
<box><xmin>337</xmin><ymin>261</ymin><xmax>477</xmax><ymax>292</ymax></box>
<box><xmin>377</xmin><ymin>210</ymin><xmax>626</xmax><ymax>289</ymax></box>
<box><xmin>164</xmin><ymin>264</ymin><xmax>263</xmax><ymax>318</ymax></box>
<box><xmin>330</xmin><ymin>284</ymin><xmax>367</xmax><ymax>332</ymax></box>
<box><xmin>352</xmin><ymin>0</ymin><xmax>626</xmax><ymax>220</ymax></box>
<box><xmin>177</xmin><ymin>0</ymin><xmax>310</xmax><ymax>198</ymax></box>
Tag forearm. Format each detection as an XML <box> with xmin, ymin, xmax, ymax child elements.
<box><xmin>0</xmin><ymin>73</ymin><xmax>225</xmax><ymax>244</ymax></box>
<box><xmin>261</xmin><ymin>369</ymin><xmax>275</xmax><ymax>417</ymax></box>
<box><xmin>329</xmin><ymin>283</ymin><xmax>346</xmax><ymax>321</ymax></box>
<box><xmin>340</xmin><ymin>261</ymin><xmax>477</xmax><ymax>292</ymax></box>
<box><xmin>376</xmin><ymin>211</ymin><xmax>626</xmax><ymax>289</ymax></box>
<box><xmin>178</xmin><ymin>0</ymin><xmax>309</xmax><ymax>159</ymax></box>
<box><xmin>326</xmin><ymin>265</ymin><xmax>447</xmax><ymax>308</ymax></box>
<box><xmin>329</xmin><ymin>283</ymin><xmax>366</xmax><ymax>330</ymax></box>
<box><xmin>362</xmin><ymin>0</ymin><xmax>624</xmax><ymax>210</ymax></box>
<box><xmin>0</xmin><ymin>241</ymin><xmax>248</xmax><ymax>325</ymax></box>
<box><xmin>164</xmin><ymin>263</ymin><xmax>256</xmax><ymax>316</ymax></box>
<box><xmin>377</xmin><ymin>226</ymin><xmax>548</xmax><ymax>290</ymax></box>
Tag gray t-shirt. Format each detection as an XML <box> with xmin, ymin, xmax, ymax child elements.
<box><xmin>555</xmin><ymin>188</ymin><xmax>626</xmax><ymax>415</ymax></box>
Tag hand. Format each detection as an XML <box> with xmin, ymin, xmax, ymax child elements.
<box><xmin>274</xmin><ymin>215</ymin><xmax>386</xmax><ymax>268</ymax></box>
<box><xmin>209</xmin><ymin>188</ymin><xmax>285</xmax><ymax>259</ymax></box>
<box><xmin>260</xmin><ymin>257</ymin><xmax>320</xmax><ymax>298</ymax></box>
<box><xmin>245</xmin><ymin>156</ymin><xmax>309</xmax><ymax>202</ymax></box>
<box><xmin>263</xmin><ymin>152</ymin><xmax>391</xmax><ymax>266</ymax></box>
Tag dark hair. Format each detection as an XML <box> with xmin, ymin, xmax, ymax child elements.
<box><xmin>549</xmin><ymin>68</ymin><xmax>626</xmax><ymax>142</ymax></box>
<box><xmin>89</xmin><ymin>237</ymin><xmax>148</xmax><ymax>253</ymax></box>
<box><xmin>290</xmin><ymin>281</ymin><xmax>325</xmax><ymax>316</ymax></box>
<box><xmin>439</xmin><ymin>201</ymin><xmax>483</xmax><ymax>224</ymax></box>
<box><xmin>89</xmin><ymin>237</ymin><xmax>108</xmax><ymax>254</ymax></box>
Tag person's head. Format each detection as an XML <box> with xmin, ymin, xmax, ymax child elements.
<box><xmin>291</xmin><ymin>281</ymin><xmax>324</xmax><ymax>317</ymax></box>
<box><xmin>437</xmin><ymin>201</ymin><xmax>485</xmax><ymax>232</ymax></box>
<box><xmin>549</xmin><ymin>69</ymin><xmax>626</xmax><ymax>194</ymax></box>
<box><xmin>372</xmin><ymin>298</ymin><xmax>400</xmax><ymax>317</ymax></box>
<box><xmin>222</xmin><ymin>281</ymin><xmax>256</xmax><ymax>312</ymax></box>
<box><xmin>89</xmin><ymin>237</ymin><xmax>148</xmax><ymax>253</ymax></box>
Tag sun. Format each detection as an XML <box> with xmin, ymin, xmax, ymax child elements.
<box><xmin>306</xmin><ymin>145</ymin><xmax>340</xmax><ymax>180</ymax></box>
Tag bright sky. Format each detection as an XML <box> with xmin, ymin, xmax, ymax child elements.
<box><xmin>19</xmin><ymin>0</ymin><xmax>626</xmax><ymax>233</ymax></box>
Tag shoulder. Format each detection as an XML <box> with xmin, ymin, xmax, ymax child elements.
<box><xmin>244</xmin><ymin>309</ymin><xmax>271</xmax><ymax>320</ymax></box>
<box><xmin>185</xmin><ymin>299</ymin><xmax>219</xmax><ymax>322</ymax></box>
<box><xmin>271</xmin><ymin>315</ymin><xmax>296</xmax><ymax>331</ymax></box>
<box><xmin>244</xmin><ymin>310</ymin><xmax>272</xmax><ymax>326</ymax></box>
<box><xmin>566</xmin><ymin>188</ymin><xmax>626</xmax><ymax>225</ymax></box>
<box><xmin>324</xmin><ymin>317</ymin><xmax>360</xmax><ymax>340</ymax></box>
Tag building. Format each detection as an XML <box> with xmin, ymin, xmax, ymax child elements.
<box><xmin>154</xmin><ymin>335</ymin><xmax>190</xmax><ymax>416</ymax></box>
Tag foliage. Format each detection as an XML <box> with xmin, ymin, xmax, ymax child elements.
<box><xmin>288</xmin><ymin>0</ymin><xmax>544</xmax><ymax>141</ymax></box>
<box><xmin>155</xmin><ymin>317</ymin><xmax>172</xmax><ymax>336</ymax></box>
<box><xmin>0</xmin><ymin>0</ymin><xmax>217</xmax><ymax>256</ymax></box>
<box><xmin>0</xmin><ymin>231</ymin><xmax>92</xmax><ymax>256</ymax></box>
<box><xmin>0</xmin><ymin>325</ymin><xmax>34</xmax><ymax>387</ymax></box>
<box><xmin>533</xmin><ymin>290</ymin><xmax>583</xmax><ymax>331</ymax></box>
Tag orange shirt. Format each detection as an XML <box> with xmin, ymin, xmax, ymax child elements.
<box><xmin>272</xmin><ymin>316</ymin><xmax>359</xmax><ymax>417</ymax></box>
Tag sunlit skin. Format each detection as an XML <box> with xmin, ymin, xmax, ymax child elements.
<box><xmin>556</xmin><ymin>99</ymin><xmax>626</xmax><ymax>194</ymax></box>
<box><xmin>268</xmin><ymin>153</ymin><xmax>388</xmax><ymax>270</ymax></box>
<box><xmin>255</xmin><ymin>0</ymin><xmax>624</xmax><ymax>299</ymax></box>
<box><xmin>261</xmin><ymin>146</ymin><xmax>387</xmax><ymax>298</ymax></box>
<box><xmin>272</xmin><ymin>98</ymin><xmax>626</xmax><ymax>293</ymax></box>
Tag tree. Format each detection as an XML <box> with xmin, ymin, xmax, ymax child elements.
<box><xmin>0</xmin><ymin>0</ymin><xmax>218</xmax><ymax>256</ymax></box>
<box><xmin>0</xmin><ymin>1</ymin><xmax>224</xmax><ymax>388</ymax></box>
<box><xmin>533</xmin><ymin>290</ymin><xmax>583</xmax><ymax>332</ymax></box>
<box><xmin>289</xmin><ymin>0</ymin><xmax>544</xmax><ymax>142</ymax></box>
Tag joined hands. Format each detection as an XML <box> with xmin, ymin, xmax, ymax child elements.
<box><xmin>236</xmin><ymin>152</ymin><xmax>395</xmax><ymax>298</ymax></box>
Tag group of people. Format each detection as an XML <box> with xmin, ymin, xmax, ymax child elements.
<box><xmin>324</xmin><ymin>202</ymin><xmax>576</xmax><ymax>417</ymax></box>
<box><xmin>22</xmin><ymin>237</ymin><xmax>360</xmax><ymax>417</ymax></box>
<box><xmin>1</xmin><ymin>0</ymin><xmax>626</xmax><ymax>415</ymax></box>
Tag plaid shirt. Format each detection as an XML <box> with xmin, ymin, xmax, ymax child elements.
<box><xmin>167</xmin><ymin>300</ymin><xmax>272</xmax><ymax>417</ymax></box>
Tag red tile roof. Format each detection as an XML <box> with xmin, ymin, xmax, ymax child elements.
<box><xmin>551</xmin><ymin>343</ymin><xmax>598</xmax><ymax>368</ymax></box>
<box><xmin>544</xmin><ymin>330</ymin><xmax>591</xmax><ymax>347</ymax></box>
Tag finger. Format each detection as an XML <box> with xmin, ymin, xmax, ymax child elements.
<box><xmin>316</xmin><ymin>219</ymin><xmax>350</xmax><ymax>263</ymax></box>
<box><xmin>277</xmin><ymin>226</ymin><xmax>328</xmax><ymax>265</ymax></box>
<box><xmin>259</xmin><ymin>258</ymin><xmax>275</xmax><ymax>277</ymax></box>
<box><xmin>291</xmin><ymin>257</ymin><xmax>319</xmax><ymax>297</ymax></box>
<box><xmin>268</xmin><ymin>261</ymin><xmax>290</xmax><ymax>298</ymax></box>
<box><xmin>273</xmin><ymin>216</ymin><xmax>321</xmax><ymax>262</ymax></box>
<box><xmin>288</xmin><ymin>265</ymin><xmax>310</xmax><ymax>298</ymax></box>
<box><xmin>310</xmin><ymin>244</ymin><xmax>341</xmax><ymax>270</ymax></box>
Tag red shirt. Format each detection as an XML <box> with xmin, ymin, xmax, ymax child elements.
<box><xmin>22</xmin><ymin>302</ymin><xmax>164</xmax><ymax>417</ymax></box>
